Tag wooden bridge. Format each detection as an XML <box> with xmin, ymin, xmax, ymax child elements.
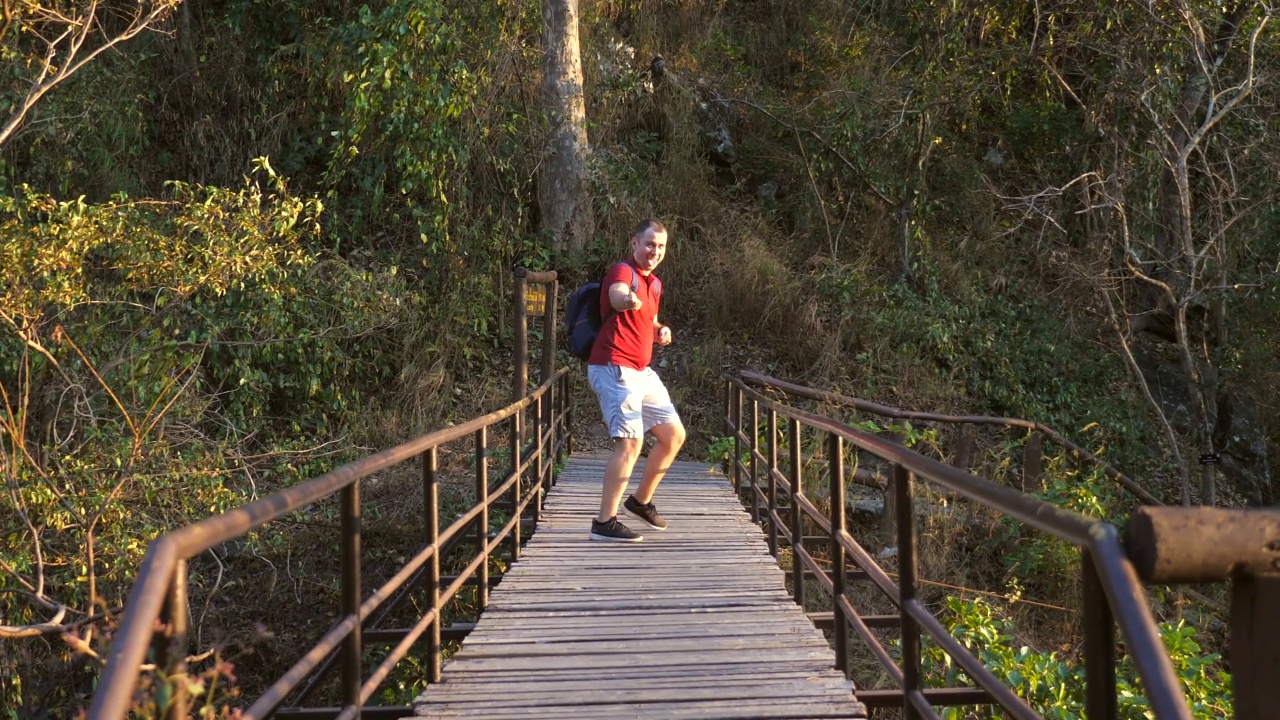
<box><xmin>412</xmin><ymin>454</ymin><xmax>868</xmax><ymax>719</ymax></box>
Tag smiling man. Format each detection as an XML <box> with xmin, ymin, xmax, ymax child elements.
<box><xmin>585</xmin><ymin>219</ymin><xmax>686</xmax><ymax>542</ymax></box>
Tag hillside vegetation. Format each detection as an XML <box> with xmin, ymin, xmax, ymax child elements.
<box><xmin>2</xmin><ymin>0</ymin><xmax>1275</xmax><ymax>716</ymax></box>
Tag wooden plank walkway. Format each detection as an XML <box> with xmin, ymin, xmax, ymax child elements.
<box><xmin>412</xmin><ymin>454</ymin><xmax>867</xmax><ymax>719</ymax></box>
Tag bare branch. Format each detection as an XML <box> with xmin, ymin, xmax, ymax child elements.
<box><xmin>0</xmin><ymin>1</ymin><xmax>181</xmax><ymax>147</ymax></box>
<box><xmin>1102</xmin><ymin>290</ymin><xmax>1192</xmax><ymax>506</ymax></box>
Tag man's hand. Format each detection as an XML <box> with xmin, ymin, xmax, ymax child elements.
<box><xmin>627</xmin><ymin>292</ymin><xmax>643</xmax><ymax>311</ymax></box>
<box><xmin>657</xmin><ymin>325</ymin><xmax>673</xmax><ymax>346</ymax></box>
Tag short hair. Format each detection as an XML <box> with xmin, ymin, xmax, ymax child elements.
<box><xmin>634</xmin><ymin>219</ymin><xmax>666</xmax><ymax>240</ymax></box>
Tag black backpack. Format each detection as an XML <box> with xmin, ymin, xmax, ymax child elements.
<box><xmin>565</xmin><ymin>263</ymin><xmax>638</xmax><ymax>361</ymax></box>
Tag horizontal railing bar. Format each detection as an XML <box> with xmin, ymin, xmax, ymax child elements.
<box><xmin>275</xmin><ymin>707</ymin><xmax>411</xmax><ymax>720</ymax></box>
<box><xmin>733</xmin><ymin>379</ymin><xmax>1098</xmax><ymax>544</ymax></box>
<box><xmin>514</xmin><ymin>268</ymin><xmax>558</xmax><ymax>283</ymax></box>
<box><xmin>798</xmin><ymin>547</ymin><xmax>833</xmax><ymax>595</ymax></box>
<box><xmin>360</xmin><ymin>605</ymin><xmax>441</xmax><ymax>704</ymax></box>
<box><xmin>736</xmin><ymin>380</ymin><xmax>1189</xmax><ymax>711</ymax></box>
<box><xmin>772</xmin><ymin>510</ymin><xmax>793</xmax><ymax>545</ymax></box>
<box><xmin>364</xmin><ymin>623</ymin><xmax>475</xmax><ymax>643</ymax></box>
<box><xmin>752</xmin><ymin>448</ymin><xmax>886</xmax><ymax>492</ymax></box>
<box><xmin>288</xmin><ymin>518</ymin><xmax>480</xmax><ymax>706</ymax></box>
<box><xmin>905</xmin><ymin>599</ymin><xmax>1039</xmax><ymax>720</ymax></box>
<box><xmin>246</xmin><ymin>615</ymin><xmax>361</xmax><ymax>719</ymax></box>
<box><xmin>1126</xmin><ymin>505</ymin><xmax>1280</xmax><ymax>583</ymax></box>
<box><xmin>856</xmin><ymin>687</ymin><xmax>993</xmax><ymax>707</ymax></box>
<box><xmin>835</xmin><ymin>529</ymin><xmax>901</xmax><ymax>602</ymax></box>
<box><xmin>182</xmin><ymin>373</ymin><xmax>562</xmax><ymax>558</ymax></box>
<box><xmin>740</xmin><ymin>370</ymin><xmax>1161</xmax><ymax>505</ymax></box>
<box><xmin>439</xmin><ymin>545</ymin><xmax>489</xmax><ymax>611</ymax></box>
<box><xmin>1088</xmin><ymin>523</ymin><xmax>1189</xmax><ymax>720</ymax></box>
<box><xmin>489</xmin><ymin>476</ymin><xmax>544</xmax><ymax>551</ymax></box>
<box><xmin>909</xmin><ymin>689</ymin><xmax>946</xmax><ymax>720</ymax></box>
<box><xmin>808</xmin><ymin>612</ymin><xmax>900</xmax><ymax>629</ymax></box>
<box><xmin>838</xmin><ymin>595</ymin><xmax>903</xmax><ymax>686</ymax></box>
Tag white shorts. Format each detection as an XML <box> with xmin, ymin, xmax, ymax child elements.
<box><xmin>587</xmin><ymin>364</ymin><xmax>681</xmax><ymax>440</ymax></box>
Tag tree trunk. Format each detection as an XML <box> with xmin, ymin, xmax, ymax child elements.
<box><xmin>1152</xmin><ymin>4</ymin><xmax>1252</xmax><ymax>505</ymax></box>
<box><xmin>539</xmin><ymin>0</ymin><xmax>594</xmax><ymax>256</ymax></box>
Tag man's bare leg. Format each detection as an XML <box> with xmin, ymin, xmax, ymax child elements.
<box><xmin>598</xmin><ymin>437</ymin><xmax>643</xmax><ymax>522</ymax></box>
<box><xmin>633</xmin><ymin>422</ymin><xmax>686</xmax><ymax>504</ymax></box>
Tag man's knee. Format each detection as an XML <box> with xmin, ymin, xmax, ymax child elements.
<box><xmin>654</xmin><ymin>422</ymin><xmax>686</xmax><ymax>449</ymax></box>
<box><xmin>613</xmin><ymin>437</ymin><xmax>643</xmax><ymax>462</ymax></box>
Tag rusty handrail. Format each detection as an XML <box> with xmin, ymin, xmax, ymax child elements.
<box><xmin>725</xmin><ymin>376</ymin><xmax>1191</xmax><ymax>720</ymax></box>
<box><xmin>739</xmin><ymin>370</ymin><xmax>1162</xmax><ymax>505</ymax></box>
<box><xmin>90</xmin><ymin>368</ymin><xmax>572</xmax><ymax>719</ymax></box>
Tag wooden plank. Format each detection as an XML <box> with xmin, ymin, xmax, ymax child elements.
<box><xmin>424</xmin><ymin>673</ymin><xmax>850</xmax><ymax>695</ymax></box>
<box><xmin>419</xmin><ymin>682</ymin><xmax>857</xmax><ymax>707</ymax></box>
<box><xmin>420</xmin><ymin>698</ymin><xmax>866</xmax><ymax>720</ymax></box>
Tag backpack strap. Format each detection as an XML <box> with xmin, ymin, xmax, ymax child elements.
<box><xmin>617</xmin><ymin>262</ymin><xmax>638</xmax><ymax>294</ymax></box>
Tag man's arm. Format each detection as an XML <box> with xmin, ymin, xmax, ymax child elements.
<box><xmin>608</xmin><ymin>282</ymin><xmax>642</xmax><ymax>312</ymax></box>
<box><xmin>654</xmin><ymin>315</ymin><xmax>672</xmax><ymax>346</ymax></box>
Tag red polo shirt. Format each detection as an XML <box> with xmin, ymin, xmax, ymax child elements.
<box><xmin>587</xmin><ymin>259</ymin><xmax>662</xmax><ymax>370</ymax></box>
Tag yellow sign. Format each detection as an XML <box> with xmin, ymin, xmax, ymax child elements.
<box><xmin>524</xmin><ymin>285</ymin><xmax>546</xmax><ymax>315</ymax></box>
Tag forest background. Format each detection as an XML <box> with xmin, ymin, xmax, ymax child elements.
<box><xmin>2</xmin><ymin>0</ymin><xmax>1277</xmax><ymax>716</ymax></box>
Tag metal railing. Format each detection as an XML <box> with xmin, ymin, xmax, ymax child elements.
<box><xmin>88</xmin><ymin>368</ymin><xmax>571</xmax><ymax>720</ymax></box>
<box><xmin>740</xmin><ymin>370</ymin><xmax>1161</xmax><ymax>506</ymax></box>
<box><xmin>724</xmin><ymin>374</ymin><xmax>1191</xmax><ymax>720</ymax></box>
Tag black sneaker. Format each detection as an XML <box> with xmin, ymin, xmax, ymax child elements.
<box><xmin>624</xmin><ymin>495</ymin><xmax>668</xmax><ymax>531</ymax></box>
<box><xmin>589</xmin><ymin>516</ymin><xmax>644</xmax><ymax>543</ymax></box>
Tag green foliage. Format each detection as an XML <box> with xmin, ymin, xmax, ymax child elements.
<box><xmin>848</xmin><ymin>419</ymin><xmax>940</xmax><ymax>454</ymax></box>
<box><xmin>706</xmin><ymin>435</ymin><xmax>739</xmax><ymax>470</ymax></box>
<box><xmin>0</xmin><ymin>161</ymin><xmax>409</xmax><ymax>714</ymax></box>
<box><xmin>918</xmin><ymin>597</ymin><xmax>1231</xmax><ymax>719</ymax></box>
<box><xmin>995</xmin><ymin>450</ymin><xmax>1117</xmax><ymax>597</ymax></box>
<box><xmin>323</xmin><ymin>0</ymin><xmax>477</xmax><ymax>251</ymax></box>
<box><xmin>855</xmin><ymin>283</ymin><xmax>1153</xmax><ymax>466</ymax></box>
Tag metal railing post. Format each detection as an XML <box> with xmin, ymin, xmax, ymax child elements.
<box><xmin>533</xmin><ymin>394</ymin><xmax>544</xmax><ymax>521</ymax></box>
<box><xmin>723</xmin><ymin>380</ymin><xmax>731</xmax><ymax>438</ymax></box>
<box><xmin>767</xmin><ymin>407</ymin><xmax>778</xmax><ymax>556</ymax></box>
<box><xmin>1233</xmin><ymin>575</ymin><xmax>1280</xmax><ymax>718</ymax></box>
<box><xmin>828</xmin><ymin>432</ymin><xmax>847</xmax><ymax>676</ymax></box>
<box><xmin>511</xmin><ymin>412</ymin><xmax>523</xmax><ymax>562</ymax></box>
<box><xmin>559</xmin><ymin>373</ymin><xmax>569</xmax><ymax>464</ymax></box>
<box><xmin>565</xmin><ymin>373</ymin><xmax>575</xmax><ymax>457</ymax></box>
<box><xmin>476</xmin><ymin>428</ymin><xmax>489</xmax><ymax>609</ymax></box>
<box><xmin>789</xmin><ymin>418</ymin><xmax>804</xmax><ymax>608</ymax></box>
<box><xmin>423</xmin><ymin>447</ymin><xmax>442</xmax><ymax>683</ymax></box>
<box><xmin>732</xmin><ymin>385</ymin><xmax>742</xmax><ymax>492</ymax></box>
<box><xmin>750</xmin><ymin>399</ymin><xmax>760</xmax><ymax>523</ymax></box>
<box><xmin>1083</xmin><ymin>551</ymin><xmax>1117</xmax><ymax>720</ymax></box>
<box><xmin>896</xmin><ymin>463</ymin><xmax>921</xmax><ymax>719</ymax></box>
<box><xmin>340</xmin><ymin>482</ymin><xmax>362</xmax><ymax>716</ymax></box>
<box><xmin>157</xmin><ymin>560</ymin><xmax>189</xmax><ymax>720</ymax></box>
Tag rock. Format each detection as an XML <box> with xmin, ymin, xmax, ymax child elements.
<box><xmin>853</xmin><ymin>499</ymin><xmax>884</xmax><ymax>516</ymax></box>
<box><xmin>1132</xmin><ymin>345</ymin><xmax>1193</xmax><ymax>432</ymax></box>
<box><xmin>1214</xmin><ymin>391</ymin><xmax>1273</xmax><ymax>505</ymax></box>
<box><xmin>1133</xmin><ymin>346</ymin><xmax>1273</xmax><ymax>504</ymax></box>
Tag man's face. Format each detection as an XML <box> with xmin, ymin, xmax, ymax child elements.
<box><xmin>632</xmin><ymin>229</ymin><xmax>667</xmax><ymax>272</ymax></box>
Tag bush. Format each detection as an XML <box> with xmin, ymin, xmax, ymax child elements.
<box><xmin>916</xmin><ymin>597</ymin><xmax>1231</xmax><ymax>720</ymax></box>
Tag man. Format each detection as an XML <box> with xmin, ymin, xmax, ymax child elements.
<box><xmin>586</xmin><ymin>219</ymin><xmax>686</xmax><ymax>542</ymax></box>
